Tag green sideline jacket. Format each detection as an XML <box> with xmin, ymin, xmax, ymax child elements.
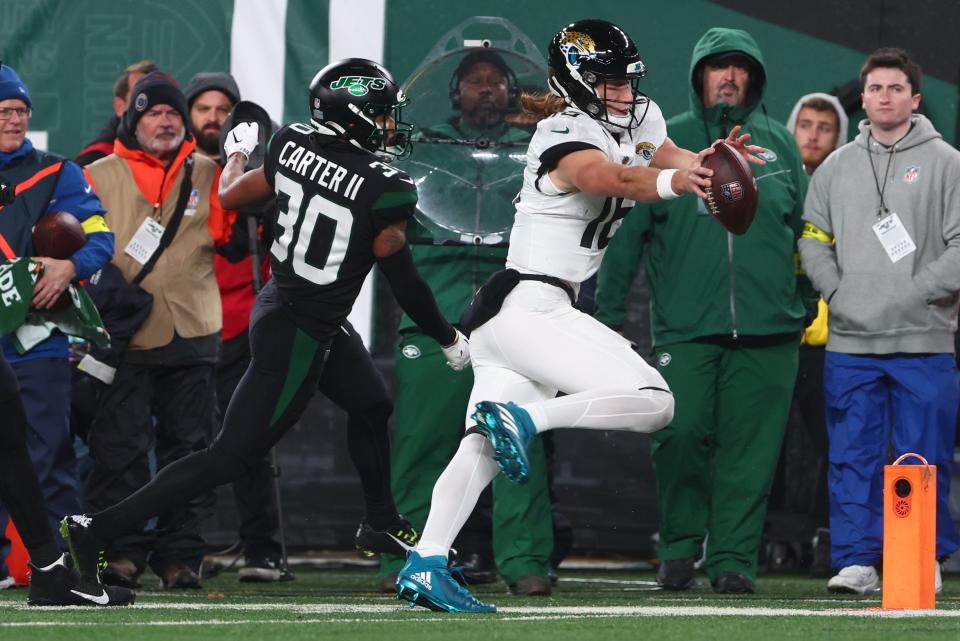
<box><xmin>595</xmin><ymin>27</ymin><xmax>816</xmax><ymax>346</ymax></box>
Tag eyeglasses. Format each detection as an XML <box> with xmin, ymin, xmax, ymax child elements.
<box><xmin>0</xmin><ymin>107</ymin><xmax>31</xmax><ymax>120</ymax></box>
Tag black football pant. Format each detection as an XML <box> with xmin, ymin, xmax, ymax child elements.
<box><xmin>0</xmin><ymin>355</ymin><xmax>61</xmax><ymax>567</ymax></box>
<box><xmin>93</xmin><ymin>289</ymin><xmax>396</xmax><ymax>541</ymax></box>
<box><xmin>218</xmin><ymin>318</ymin><xmax>396</xmax><ymax>557</ymax></box>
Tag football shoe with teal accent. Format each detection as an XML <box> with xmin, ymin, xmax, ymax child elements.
<box><xmin>396</xmin><ymin>551</ymin><xmax>496</xmax><ymax>613</ymax></box>
<box><xmin>471</xmin><ymin>400</ymin><xmax>536</xmax><ymax>484</ymax></box>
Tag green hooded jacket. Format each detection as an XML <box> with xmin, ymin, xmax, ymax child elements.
<box><xmin>595</xmin><ymin>27</ymin><xmax>816</xmax><ymax>346</ymax></box>
<box><xmin>398</xmin><ymin>119</ymin><xmax>529</xmax><ymax>332</ymax></box>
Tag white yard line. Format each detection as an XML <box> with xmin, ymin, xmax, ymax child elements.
<box><xmin>2</xmin><ymin>602</ymin><xmax>959</xmax><ymax>625</ymax></box>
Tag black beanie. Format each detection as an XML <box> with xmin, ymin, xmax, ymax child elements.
<box><xmin>123</xmin><ymin>71</ymin><xmax>190</xmax><ymax>134</ymax></box>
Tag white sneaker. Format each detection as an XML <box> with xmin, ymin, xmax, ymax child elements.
<box><xmin>0</xmin><ymin>575</ymin><xmax>15</xmax><ymax>590</ymax></box>
<box><xmin>827</xmin><ymin>564</ymin><xmax>881</xmax><ymax>594</ymax></box>
<box><xmin>935</xmin><ymin>561</ymin><xmax>942</xmax><ymax>595</ymax></box>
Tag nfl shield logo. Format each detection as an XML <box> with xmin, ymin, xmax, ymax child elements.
<box><xmin>721</xmin><ymin>181</ymin><xmax>743</xmax><ymax>202</ymax></box>
<box><xmin>904</xmin><ymin>166</ymin><xmax>919</xmax><ymax>183</ymax></box>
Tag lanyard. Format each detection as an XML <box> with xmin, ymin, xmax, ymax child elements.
<box><xmin>867</xmin><ymin>132</ymin><xmax>897</xmax><ymax>218</ymax></box>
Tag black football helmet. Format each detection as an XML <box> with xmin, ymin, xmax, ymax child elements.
<box><xmin>547</xmin><ymin>19</ymin><xmax>649</xmax><ymax>132</ymax></box>
<box><xmin>308</xmin><ymin>58</ymin><xmax>414</xmax><ymax>159</ymax></box>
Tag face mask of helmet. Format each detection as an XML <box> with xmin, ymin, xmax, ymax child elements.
<box><xmin>308</xmin><ymin>58</ymin><xmax>415</xmax><ymax>162</ymax></box>
<box><xmin>547</xmin><ymin>19</ymin><xmax>650</xmax><ymax>134</ymax></box>
<box><xmin>348</xmin><ymin>95</ymin><xmax>415</xmax><ymax>161</ymax></box>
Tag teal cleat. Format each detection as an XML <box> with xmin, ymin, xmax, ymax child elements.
<box><xmin>396</xmin><ymin>551</ymin><xmax>496</xmax><ymax>613</ymax></box>
<box><xmin>471</xmin><ymin>400</ymin><xmax>536</xmax><ymax>484</ymax></box>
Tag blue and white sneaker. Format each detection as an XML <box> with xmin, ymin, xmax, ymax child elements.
<box><xmin>471</xmin><ymin>401</ymin><xmax>536</xmax><ymax>484</ymax></box>
<box><xmin>396</xmin><ymin>551</ymin><xmax>496</xmax><ymax>613</ymax></box>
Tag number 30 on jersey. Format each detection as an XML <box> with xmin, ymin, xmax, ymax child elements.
<box><xmin>272</xmin><ymin>173</ymin><xmax>353</xmax><ymax>284</ymax></box>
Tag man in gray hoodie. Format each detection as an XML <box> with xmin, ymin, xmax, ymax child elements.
<box><xmin>798</xmin><ymin>48</ymin><xmax>960</xmax><ymax>595</ymax></box>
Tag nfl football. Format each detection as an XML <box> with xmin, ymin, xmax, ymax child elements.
<box><xmin>33</xmin><ymin>211</ymin><xmax>86</xmax><ymax>259</ymax></box>
<box><xmin>701</xmin><ymin>141</ymin><xmax>758</xmax><ymax>235</ymax></box>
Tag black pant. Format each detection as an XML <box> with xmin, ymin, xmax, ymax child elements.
<box><xmin>217</xmin><ymin>331</ymin><xmax>280</xmax><ymax>559</ymax></box>
<box><xmin>767</xmin><ymin>345</ymin><xmax>829</xmax><ymax>546</ymax></box>
<box><xmin>94</xmin><ymin>285</ymin><xmax>396</xmax><ymax>541</ymax></box>
<box><xmin>0</xmin><ymin>355</ymin><xmax>61</xmax><ymax>567</ymax></box>
<box><xmin>85</xmin><ymin>334</ymin><xmax>219</xmax><ymax>574</ymax></box>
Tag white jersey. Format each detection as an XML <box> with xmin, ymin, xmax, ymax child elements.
<box><xmin>507</xmin><ymin>101</ymin><xmax>667</xmax><ymax>283</ymax></box>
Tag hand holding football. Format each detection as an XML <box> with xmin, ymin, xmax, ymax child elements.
<box><xmin>31</xmin><ymin>211</ymin><xmax>86</xmax><ymax>311</ymax></box>
<box><xmin>701</xmin><ymin>142</ymin><xmax>758</xmax><ymax>235</ymax></box>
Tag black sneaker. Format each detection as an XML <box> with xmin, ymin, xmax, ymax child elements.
<box><xmin>656</xmin><ymin>557</ymin><xmax>695</xmax><ymax>590</ymax></box>
<box><xmin>239</xmin><ymin>556</ymin><xmax>282</xmax><ymax>583</ymax></box>
<box><xmin>450</xmin><ymin>552</ymin><xmax>498</xmax><ymax>586</ymax></box>
<box><xmin>27</xmin><ymin>561</ymin><xmax>135</xmax><ymax>607</ymax></box>
<box><xmin>59</xmin><ymin>515</ymin><xmax>103</xmax><ymax>580</ymax></box>
<box><xmin>354</xmin><ymin>516</ymin><xmax>418</xmax><ymax>557</ymax></box>
<box><xmin>712</xmin><ymin>571</ymin><xmax>756</xmax><ymax>594</ymax></box>
<box><xmin>102</xmin><ymin>558</ymin><xmax>143</xmax><ymax>589</ymax></box>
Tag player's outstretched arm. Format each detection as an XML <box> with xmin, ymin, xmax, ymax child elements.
<box><xmin>551</xmin><ymin>148</ymin><xmax>712</xmax><ymax>202</ymax></box>
<box><xmin>374</xmin><ymin>222</ymin><xmax>469</xmax><ymax>370</ymax></box>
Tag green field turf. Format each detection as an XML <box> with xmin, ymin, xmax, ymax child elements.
<box><xmin>1</xmin><ymin>566</ymin><xmax>958</xmax><ymax>641</ymax></box>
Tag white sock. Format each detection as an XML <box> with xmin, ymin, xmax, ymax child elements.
<box><xmin>35</xmin><ymin>554</ymin><xmax>66</xmax><ymax>572</ymax></box>
<box><xmin>525</xmin><ymin>387</ymin><xmax>674</xmax><ymax>434</ymax></box>
<box><xmin>416</xmin><ymin>433</ymin><xmax>500</xmax><ymax>558</ymax></box>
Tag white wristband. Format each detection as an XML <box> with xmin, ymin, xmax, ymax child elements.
<box><xmin>656</xmin><ymin>169</ymin><xmax>680</xmax><ymax>200</ymax></box>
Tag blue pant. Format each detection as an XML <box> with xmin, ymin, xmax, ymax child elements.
<box><xmin>0</xmin><ymin>358</ymin><xmax>80</xmax><ymax>553</ymax></box>
<box><xmin>824</xmin><ymin>352</ymin><xmax>960</xmax><ymax>567</ymax></box>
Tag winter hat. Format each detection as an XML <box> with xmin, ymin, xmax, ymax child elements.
<box><xmin>123</xmin><ymin>71</ymin><xmax>189</xmax><ymax>133</ymax></box>
<box><xmin>0</xmin><ymin>64</ymin><xmax>31</xmax><ymax>108</ymax></box>
<box><xmin>184</xmin><ymin>72</ymin><xmax>240</xmax><ymax>108</ymax></box>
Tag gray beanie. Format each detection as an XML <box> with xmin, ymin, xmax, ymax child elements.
<box><xmin>184</xmin><ymin>72</ymin><xmax>240</xmax><ymax>107</ymax></box>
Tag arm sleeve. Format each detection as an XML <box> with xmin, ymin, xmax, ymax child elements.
<box><xmin>52</xmin><ymin>161</ymin><xmax>114</xmax><ymax>280</ymax></box>
<box><xmin>798</xmin><ymin>160</ymin><xmax>840</xmax><ymax>300</ymax></box>
<box><xmin>594</xmin><ymin>203</ymin><xmax>651</xmax><ymax>329</ymax></box>
<box><xmin>370</xmin><ymin>177</ymin><xmax>418</xmax><ymax>232</ymax></box>
<box><xmin>377</xmin><ymin>243</ymin><xmax>455</xmax><ymax>346</ymax></box>
<box><xmin>913</xmin><ymin>158</ymin><xmax>960</xmax><ymax>301</ymax></box>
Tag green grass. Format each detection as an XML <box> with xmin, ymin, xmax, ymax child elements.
<box><xmin>1</xmin><ymin>567</ymin><xmax>958</xmax><ymax>641</ymax></box>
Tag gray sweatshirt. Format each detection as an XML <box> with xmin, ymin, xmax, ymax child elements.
<box><xmin>798</xmin><ymin>114</ymin><xmax>960</xmax><ymax>354</ymax></box>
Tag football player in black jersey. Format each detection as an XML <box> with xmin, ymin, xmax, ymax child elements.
<box><xmin>60</xmin><ymin>59</ymin><xmax>470</xmax><ymax>587</ymax></box>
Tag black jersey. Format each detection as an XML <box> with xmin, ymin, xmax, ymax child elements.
<box><xmin>262</xmin><ymin>122</ymin><xmax>417</xmax><ymax>338</ymax></box>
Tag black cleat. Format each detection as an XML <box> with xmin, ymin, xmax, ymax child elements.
<box><xmin>354</xmin><ymin>516</ymin><xmax>419</xmax><ymax>557</ymax></box>
<box><xmin>27</xmin><ymin>561</ymin><xmax>135</xmax><ymax>607</ymax></box>
<box><xmin>60</xmin><ymin>515</ymin><xmax>104</xmax><ymax>581</ymax></box>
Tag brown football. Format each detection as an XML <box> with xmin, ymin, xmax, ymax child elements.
<box><xmin>701</xmin><ymin>141</ymin><xmax>758</xmax><ymax>235</ymax></box>
<box><xmin>32</xmin><ymin>212</ymin><xmax>86</xmax><ymax>311</ymax></box>
<box><xmin>33</xmin><ymin>211</ymin><xmax>86</xmax><ymax>259</ymax></box>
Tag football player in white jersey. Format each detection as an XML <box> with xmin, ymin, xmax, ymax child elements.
<box><xmin>396</xmin><ymin>19</ymin><xmax>764</xmax><ymax>613</ymax></box>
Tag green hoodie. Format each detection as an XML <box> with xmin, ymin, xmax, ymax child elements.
<box><xmin>595</xmin><ymin>27</ymin><xmax>816</xmax><ymax>346</ymax></box>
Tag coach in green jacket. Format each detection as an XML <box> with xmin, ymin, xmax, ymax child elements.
<box><xmin>595</xmin><ymin>28</ymin><xmax>816</xmax><ymax>593</ymax></box>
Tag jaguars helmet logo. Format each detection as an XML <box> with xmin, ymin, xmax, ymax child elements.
<box><xmin>559</xmin><ymin>31</ymin><xmax>597</xmax><ymax>67</ymax></box>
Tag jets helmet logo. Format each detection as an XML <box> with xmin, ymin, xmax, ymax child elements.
<box><xmin>559</xmin><ymin>31</ymin><xmax>597</xmax><ymax>67</ymax></box>
<box><xmin>330</xmin><ymin>75</ymin><xmax>387</xmax><ymax>96</ymax></box>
